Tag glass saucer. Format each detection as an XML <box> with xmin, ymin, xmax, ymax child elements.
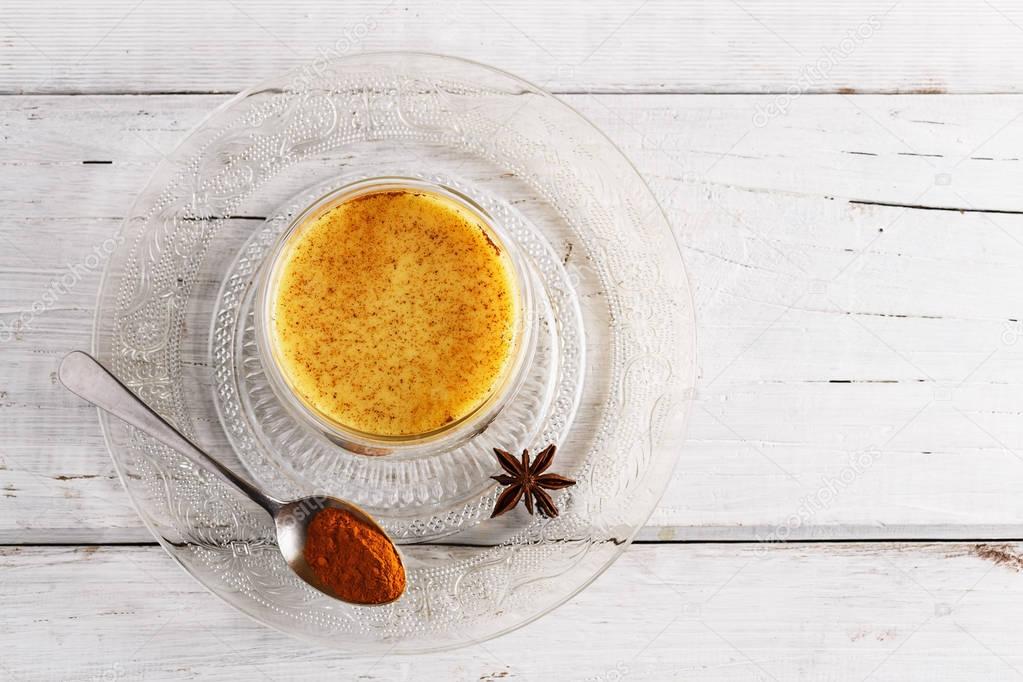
<box><xmin>94</xmin><ymin>52</ymin><xmax>696</xmax><ymax>652</ymax></box>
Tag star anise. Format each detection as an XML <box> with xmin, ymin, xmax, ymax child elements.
<box><xmin>490</xmin><ymin>444</ymin><xmax>576</xmax><ymax>518</ymax></box>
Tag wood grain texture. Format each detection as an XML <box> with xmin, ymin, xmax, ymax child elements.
<box><xmin>4</xmin><ymin>4</ymin><xmax>1023</xmax><ymax>677</ymax></box>
<box><xmin>3</xmin><ymin>542</ymin><xmax>1023</xmax><ymax>680</ymax></box>
<box><xmin>3</xmin><ymin>94</ymin><xmax>1023</xmax><ymax>542</ymax></box>
<box><xmin>4</xmin><ymin>0</ymin><xmax>1023</xmax><ymax>95</ymax></box>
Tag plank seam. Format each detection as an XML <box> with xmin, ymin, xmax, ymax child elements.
<box><xmin>0</xmin><ymin>89</ymin><xmax>1018</xmax><ymax>97</ymax></box>
<box><xmin>849</xmin><ymin>199</ymin><xmax>1023</xmax><ymax>216</ymax></box>
<box><xmin>5</xmin><ymin>539</ymin><xmax>1018</xmax><ymax>548</ymax></box>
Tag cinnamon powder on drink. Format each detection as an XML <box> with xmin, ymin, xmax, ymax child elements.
<box><xmin>303</xmin><ymin>507</ymin><xmax>405</xmax><ymax>605</ymax></box>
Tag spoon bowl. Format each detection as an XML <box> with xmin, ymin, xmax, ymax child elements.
<box><xmin>58</xmin><ymin>350</ymin><xmax>406</xmax><ymax>606</ymax></box>
<box><xmin>273</xmin><ymin>495</ymin><xmax>406</xmax><ymax>606</ymax></box>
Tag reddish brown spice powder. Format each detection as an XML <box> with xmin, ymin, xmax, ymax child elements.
<box><xmin>303</xmin><ymin>507</ymin><xmax>406</xmax><ymax>605</ymax></box>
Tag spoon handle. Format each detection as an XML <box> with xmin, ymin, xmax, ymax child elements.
<box><xmin>58</xmin><ymin>350</ymin><xmax>282</xmax><ymax>515</ymax></box>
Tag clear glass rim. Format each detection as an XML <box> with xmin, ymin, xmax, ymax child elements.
<box><xmin>254</xmin><ymin>176</ymin><xmax>536</xmax><ymax>456</ymax></box>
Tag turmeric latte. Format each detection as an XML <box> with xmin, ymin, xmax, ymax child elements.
<box><xmin>269</xmin><ymin>188</ymin><xmax>519</xmax><ymax>437</ymax></box>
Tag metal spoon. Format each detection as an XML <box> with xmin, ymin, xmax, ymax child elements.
<box><xmin>57</xmin><ymin>350</ymin><xmax>405</xmax><ymax>606</ymax></box>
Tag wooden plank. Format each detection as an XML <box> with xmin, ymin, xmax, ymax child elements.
<box><xmin>3</xmin><ymin>94</ymin><xmax>1023</xmax><ymax>542</ymax></box>
<box><xmin>3</xmin><ymin>542</ymin><xmax>1023</xmax><ymax>679</ymax></box>
<box><xmin>4</xmin><ymin>0</ymin><xmax>1023</xmax><ymax>94</ymax></box>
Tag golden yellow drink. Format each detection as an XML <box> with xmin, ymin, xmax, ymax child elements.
<box><xmin>269</xmin><ymin>188</ymin><xmax>519</xmax><ymax>438</ymax></box>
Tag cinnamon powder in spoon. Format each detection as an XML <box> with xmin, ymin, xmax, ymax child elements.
<box><xmin>303</xmin><ymin>507</ymin><xmax>405</xmax><ymax>605</ymax></box>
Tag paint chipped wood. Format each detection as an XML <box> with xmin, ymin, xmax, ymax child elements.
<box><xmin>4</xmin><ymin>94</ymin><xmax>1023</xmax><ymax>542</ymax></box>
<box><xmin>2</xmin><ymin>543</ymin><xmax>1022</xmax><ymax>680</ymax></box>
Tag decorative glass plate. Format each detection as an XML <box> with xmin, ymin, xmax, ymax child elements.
<box><xmin>94</xmin><ymin>52</ymin><xmax>695</xmax><ymax>652</ymax></box>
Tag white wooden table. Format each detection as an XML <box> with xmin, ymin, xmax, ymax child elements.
<box><xmin>5</xmin><ymin>1</ymin><xmax>1023</xmax><ymax>679</ymax></box>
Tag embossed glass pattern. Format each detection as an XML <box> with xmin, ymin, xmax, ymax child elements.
<box><xmin>94</xmin><ymin>53</ymin><xmax>696</xmax><ymax>652</ymax></box>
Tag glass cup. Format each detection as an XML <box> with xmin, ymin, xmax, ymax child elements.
<box><xmin>254</xmin><ymin>177</ymin><xmax>535</xmax><ymax>456</ymax></box>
